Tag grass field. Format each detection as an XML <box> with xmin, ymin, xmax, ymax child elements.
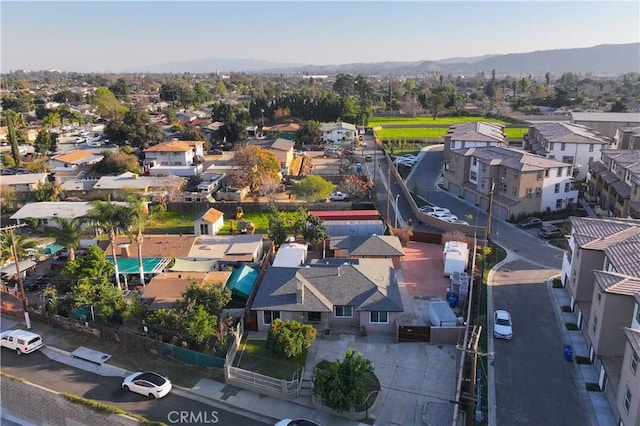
<box><xmin>369</xmin><ymin>116</ymin><xmax>512</xmax><ymax>126</ymax></box>
<box><xmin>218</xmin><ymin>210</ymin><xmax>302</xmax><ymax>235</ymax></box>
<box><xmin>235</xmin><ymin>338</ymin><xmax>306</xmax><ymax>380</ymax></box>
<box><xmin>146</xmin><ymin>211</ymin><xmax>196</xmax><ymax>228</ymax></box>
<box><xmin>375</xmin><ymin>127</ymin><xmax>448</xmax><ymax>140</ymax></box>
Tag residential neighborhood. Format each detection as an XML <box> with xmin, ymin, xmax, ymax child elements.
<box><xmin>1</xmin><ymin>4</ymin><xmax>640</xmax><ymax>425</ymax></box>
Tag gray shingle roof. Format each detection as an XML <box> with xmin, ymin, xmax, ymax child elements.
<box><xmin>329</xmin><ymin>235</ymin><xmax>404</xmax><ymax>256</ymax></box>
<box><xmin>251</xmin><ymin>259</ymin><xmax>403</xmax><ymax>313</ymax></box>
<box><xmin>447</xmin><ymin>122</ymin><xmax>505</xmax><ymax>142</ymax></box>
<box><xmin>530</xmin><ymin>122</ymin><xmax>611</xmax><ymax>144</ymax></box>
<box><xmin>455</xmin><ymin>145</ymin><xmax>571</xmax><ymax>171</ymax></box>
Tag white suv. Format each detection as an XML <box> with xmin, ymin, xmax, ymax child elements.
<box><xmin>0</xmin><ymin>329</ymin><xmax>44</xmax><ymax>355</ymax></box>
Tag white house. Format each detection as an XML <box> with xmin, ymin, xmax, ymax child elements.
<box><xmin>9</xmin><ymin>201</ymin><xmax>128</xmax><ymax>227</ymax></box>
<box><xmin>143</xmin><ymin>140</ymin><xmax>205</xmax><ymax>177</ymax></box>
<box><xmin>320</xmin><ymin>122</ymin><xmax>357</xmax><ymax>144</ymax></box>
<box><xmin>272</xmin><ymin>241</ymin><xmax>308</xmax><ymax>267</ymax></box>
<box><xmin>443</xmin><ymin>122</ymin><xmax>506</xmax><ymax>161</ymax></box>
<box><xmin>523</xmin><ymin>122</ymin><xmax>611</xmax><ymax>180</ymax></box>
<box><xmin>194</xmin><ymin>208</ymin><xmax>225</xmax><ymax>236</ymax></box>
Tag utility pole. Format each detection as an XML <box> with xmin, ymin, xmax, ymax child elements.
<box><xmin>385</xmin><ymin>163</ymin><xmax>392</xmax><ymax>224</ymax></box>
<box><xmin>486</xmin><ymin>177</ymin><xmax>495</xmax><ymax>243</ymax></box>
<box><xmin>1</xmin><ymin>224</ymin><xmax>31</xmax><ymax>329</ymax></box>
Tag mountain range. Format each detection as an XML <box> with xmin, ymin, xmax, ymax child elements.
<box><xmin>129</xmin><ymin>43</ymin><xmax>639</xmax><ymax>76</ymax></box>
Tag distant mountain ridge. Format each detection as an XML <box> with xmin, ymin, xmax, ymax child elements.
<box><xmin>129</xmin><ymin>43</ymin><xmax>639</xmax><ymax>75</ymax></box>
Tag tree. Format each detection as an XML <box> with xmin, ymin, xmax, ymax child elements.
<box><xmin>91</xmin><ymin>150</ymin><xmax>141</xmax><ymax>175</ymax></box>
<box><xmin>33</xmin><ymin>181</ymin><xmax>63</xmax><ymax>201</ymax></box>
<box><xmin>125</xmin><ymin>196</ymin><xmax>148</xmax><ymax>286</ymax></box>
<box><xmin>340</xmin><ymin>175</ymin><xmax>373</xmax><ymax>201</ymax></box>
<box><xmin>291</xmin><ymin>210</ymin><xmax>327</xmax><ymax>244</ymax></box>
<box><xmin>333</xmin><ymin>74</ymin><xmax>355</xmax><ymax>98</ymax></box>
<box><xmin>291</xmin><ymin>175</ymin><xmax>335</xmax><ymax>203</ymax></box>
<box><xmin>545</xmin><ymin>72</ymin><xmax>552</xmax><ymax>88</ymax></box>
<box><xmin>89</xmin><ymin>200</ymin><xmax>133</xmax><ymax>289</ymax></box>
<box><xmin>0</xmin><ymin>187</ymin><xmax>17</xmax><ymax>212</ymax></box>
<box><xmin>212</xmin><ymin>103</ymin><xmax>248</xmax><ymax>143</ymax></box>
<box><xmin>34</xmin><ymin>129</ymin><xmax>54</xmax><ymax>155</ymax></box>
<box><xmin>313</xmin><ymin>349</ymin><xmax>377</xmax><ymax>413</ymax></box>
<box><xmin>92</xmin><ymin>87</ymin><xmax>126</xmax><ymax>120</ymax></box>
<box><xmin>43</xmin><ymin>112</ymin><xmax>62</xmax><ymax>129</ymax></box>
<box><xmin>6</xmin><ymin>113</ymin><xmax>21</xmax><ymax>166</ymax></box>
<box><xmin>0</xmin><ymin>230</ymin><xmax>36</xmax><ymax>268</ymax></box>
<box><xmin>42</xmin><ymin>217</ymin><xmax>88</xmax><ymax>261</ymax></box>
<box><xmin>185</xmin><ymin>305</ymin><xmax>218</xmax><ymax>346</ymax></box>
<box><xmin>180</xmin><ymin>128</ymin><xmax>206</xmax><ymax>141</ymax></box>
<box><xmin>229</xmin><ymin>145</ymin><xmax>281</xmax><ymax>192</ymax></box>
<box><xmin>266</xmin><ymin>318</ymin><xmax>317</xmax><ymax>359</ymax></box>
<box><xmin>194</xmin><ymin>82</ymin><xmax>213</xmax><ymax>104</ymax></box>
<box><xmin>267</xmin><ymin>207</ymin><xmax>288</xmax><ymax>247</ymax></box>
<box><xmin>174</xmin><ymin>280</ymin><xmax>232</xmax><ymax>315</ymax></box>
<box><xmin>296</xmin><ymin>120</ymin><xmax>321</xmax><ymax>146</ymax></box>
<box><xmin>105</xmin><ymin>107</ymin><xmax>163</xmax><ymax>148</ymax></box>
<box><xmin>609</xmin><ymin>100</ymin><xmax>628</xmax><ymax>112</ymax></box>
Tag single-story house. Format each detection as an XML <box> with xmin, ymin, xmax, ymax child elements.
<box><xmin>262</xmin><ymin>123</ymin><xmax>300</xmax><ymax>141</ymax></box>
<box><xmin>251</xmin><ymin>258</ymin><xmax>403</xmax><ymax>335</ymax></box>
<box><xmin>330</xmin><ymin>234</ymin><xmax>405</xmax><ymax>269</ymax></box>
<box><xmin>0</xmin><ymin>173</ymin><xmax>49</xmax><ymax>203</ymax></box>
<box><xmin>9</xmin><ymin>201</ymin><xmax>128</xmax><ymax>227</ymax></box>
<box><xmin>141</xmin><ymin>271</ymin><xmax>232</xmax><ymax>310</ymax></box>
<box><xmin>104</xmin><ymin>235</ymin><xmax>197</xmax><ymax>260</ymax></box>
<box><xmin>49</xmin><ymin>150</ymin><xmax>104</xmax><ymax>170</ymax></box>
<box><xmin>247</xmin><ymin>138</ymin><xmax>294</xmax><ymax>168</ymax></box>
<box><xmin>272</xmin><ymin>242</ymin><xmax>308</xmax><ymax>268</ymax></box>
<box><xmin>188</xmin><ymin>234</ymin><xmax>264</xmax><ymax>265</ymax></box>
<box><xmin>194</xmin><ymin>208</ymin><xmax>225</xmax><ymax>236</ymax></box>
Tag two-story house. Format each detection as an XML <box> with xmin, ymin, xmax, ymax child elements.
<box><xmin>442</xmin><ymin>121</ymin><xmax>506</xmax><ymax>161</ymax></box>
<box><xmin>247</xmin><ymin>138</ymin><xmax>294</xmax><ymax>170</ymax></box>
<box><xmin>618</xmin><ymin>296</ymin><xmax>640</xmax><ymax>426</ymax></box>
<box><xmin>588</xmin><ymin>150</ymin><xmax>640</xmax><ymax>218</ymax></box>
<box><xmin>0</xmin><ymin>173</ymin><xmax>49</xmax><ymax>204</ymax></box>
<box><xmin>612</xmin><ymin>126</ymin><xmax>640</xmax><ymax>150</ymax></box>
<box><xmin>443</xmin><ymin>146</ymin><xmax>579</xmax><ymax>219</ymax></box>
<box><xmin>143</xmin><ymin>140</ymin><xmax>205</xmax><ymax>177</ymax></box>
<box><xmin>320</xmin><ymin>122</ymin><xmax>357</xmax><ymax>145</ymax></box>
<box><xmin>522</xmin><ymin>122</ymin><xmax>611</xmax><ymax>180</ymax></box>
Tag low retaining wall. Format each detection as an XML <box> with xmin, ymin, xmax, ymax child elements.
<box><xmin>311</xmin><ymin>392</ymin><xmax>383</xmax><ymax>421</ymax></box>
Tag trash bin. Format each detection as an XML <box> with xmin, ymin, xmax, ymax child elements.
<box><xmin>448</xmin><ymin>294</ymin><xmax>458</xmax><ymax>308</ymax></box>
<box><xmin>563</xmin><ymin>344</ymin><xmax>573</xmax><ymax>361</ymax></box>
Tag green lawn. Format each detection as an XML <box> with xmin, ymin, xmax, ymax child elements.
<box><xmin>235</xmin><ymin>338</ymin><xmax>307</xmax><ymax>380</ymax></box>
<box><xmin>504</xmin><ymin>127</ymin><xmax>528</xmax><ymax>139</ymax></box>
<box><xmin>369</xmin><ymin>116</ymin><xmax>513</xmax><ymax>126</ymax></box>
<box><xmin>217</xmin><ymin>210</ymin><xmax>302</xmax><ymax>235</ymax></box>
<box><xmin>146</xmin><ymin>211</ymin><xmax>197</xmax><ymax>228</ymax></box>
<box><xmin>375</xmin><ymin>128</ymin><xmax>448</xmax><ymax>140</ymax></box>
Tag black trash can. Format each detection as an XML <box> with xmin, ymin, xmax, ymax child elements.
<box><xmin>564</xmin><ymin>344</ymin><xmax>573</xmax><ymax>361</ymax></box>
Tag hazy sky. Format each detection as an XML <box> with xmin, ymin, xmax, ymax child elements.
<box><xmin>2</xmin><ymin>1</ymin><xmax>639</xmax><ymax>72</ymax></box>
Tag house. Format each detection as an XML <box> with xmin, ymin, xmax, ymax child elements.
<box><xmin>522</xmin><ymin>122</ymin><xmax>611</xmax><ymax>180</ymax></box>
<box><xmin>443</xmin><ymin>146</ymin><xmax>580</xmax><ymax>219</ymax></box>
<box><xmin>142</xmin><ymin>271</ymin><xmax>232</xmax><ymax>310</ymax></box>
<box><xmin>0</xmin><ymin>173</ymin><xmax>49</xmax><ymax>203</ymax></box>
<box><xmin>443</xmin><ymin>122</ymin><xmax>506</xmax><ymax>161</ymax></box>
<box><xmin>612</xmin><ymin>126</ymin><xmax>640</xmax><ymax>150</ymax></box>
<box><xmin>587</xmin><ymin>150</ymin><xmax>640</xmax><ymax>218</ymax></box>
<box><xmin>188</xmin><ymin>234</ymin><xmax>264</xmax><ymax>265</ymax></box>
<box><xmin>262</xmin><ymin>123</ymin><xmax>300</xmax><ymax>141</ymax></box>
<box><xmin>329</xmin><ymin>234</ymin><xmax>404</xmax><ymax>269</ymax></box>
<box><xmin>320</xmin><ymin>122</ymin><xmax>357</xmax><ymax>144</ymax></box>
<box><xmin>562</xmin><ymin>216</ymin><xmax>640</xmax><ymax>425</ymax></box>
<box><xmin>104</xmin><ymin>234</ymin><xmax>197</xmax><ymax>260</ymax></box>
<box><xmin>272</xmin><ymin>241</ymin><xmax>308</xmax><ymax>268</ymax></box>
<box><xmin>194</xmin><ymin>208</ymin><xmax>225</xmax><ymax>236</ymax></box>
<box><xmin>10</xmin><ymin>201</ymin><xmax>128</xmax><ymax>226</ymax></box>
<box><xmin>571</xmin><ymin>112</ymin><xmax>640</xmax><ymax>139</ymax></box>
<box><xmin>247</xmin><ymin>138</ymin><xmax>294</xmax><ymax>169</ymax></box>
<box><xmin>143</xmin><ymin>140</ymin><xmax>205</xmax><ymax>177</ymax></box>
<box><xmin>49</xmin><ymin>150</ymin><xmax>104</xmax><ymax>170</ymax></box>
<box><xmin>176</xmin><ymin>111</ymin><xmax>198</xmax><ymax>123</ymax></box>
<box><xmin>86</xmin><ymin>172</ymin><xmax>161</xmax><ymax>200</ymax></box>
<box><xmin>251</xmin><ymin>258</ymin><xmax>403</xmax><ymax>335</ymax></box>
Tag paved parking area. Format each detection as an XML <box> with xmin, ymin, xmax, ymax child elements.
<box><xmin>401</xmin><ymin>241</ymin><xmax>450</xmax><ymax>298</ymax></box>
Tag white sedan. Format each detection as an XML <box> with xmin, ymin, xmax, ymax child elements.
<box><xmin>328</xmin><ymin>191</ymin><xmax>349</xmax><ymax>201</ymax></box>
<box><xmin>122</xmin><ymin>372</ymin><xmax>172</xmax><ymax>399</ymax></box>
<box><xmin>493</xmin><ymin>310</ymin><xmax>513</xmax><ymax>340</ymax></box>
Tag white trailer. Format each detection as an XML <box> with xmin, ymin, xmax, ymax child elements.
<box><xmin>443</xmin><ymin>241</ymin><xmax>469</xmax><ymax>277</ymax></box>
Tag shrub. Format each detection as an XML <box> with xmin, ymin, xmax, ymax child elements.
<box><xmin>585</xmin><ymin>383</ymin><xmax>601</xmax><ymax>392</ymax></box>
<box><xmin>552</xmin><ymin>278</ymin><xmax>563</xmax><ymax>288</ymax></box>
<box><xmin>565</xmin><ymin>323</ymin><xmax>579</xmax><ymax>331</ymax></box>
<box><xmin>575</xmin><ymin>356</ymin><xmax>591</xmax><ymax>365</ymax></box>
<box><xmin>266</xmin><ymin>319</ymin><xmax>317</xmax><ymax>359</ymax></box>
<box><xmin>561</xmin><ymin>305</ymin><xmax>572</xmax><ymax>313</ymax></box>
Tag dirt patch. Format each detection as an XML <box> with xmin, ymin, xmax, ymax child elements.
<box><xmin>401</xmin><ymin>241</ymin><xmax>449</xmax><ymax>297</ymax></box>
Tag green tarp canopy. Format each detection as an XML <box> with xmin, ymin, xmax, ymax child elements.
<box><xmin>106</xmin><ymin>257</ymin><xmax>172</xmax><ymax>274</ymax></box>
<box><xmin>225</xmin><ymin>265</ymin><xmax>258</xmax><ymax>298</ymax></box>
<box><xmin>44</xmin><ymin>244</ymin><xmax>65</xmax><ymax>255</ymax></box>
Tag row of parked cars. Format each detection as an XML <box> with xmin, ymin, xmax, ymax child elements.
<box><xmin>517</xmin><ymin>217</ymin><xmax>564</xmax><ymax>238</ymax></box>
<box><xmin>418</xmin><ymin>205</ymin><xmax>469</xmax><ymax>225</ymax></box>
<box><xmin>393</xmin><ymin>154</ymin><xmax>419</xmax><ymax>168</ymax></box>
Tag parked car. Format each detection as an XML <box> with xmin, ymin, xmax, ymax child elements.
<box><xmin>0</xmin><ymin>329</ymin><xmax>44</xmax><ymax>355</ymax></box>
<box><xmin>427</xmin><ymin>210</ymin><xmax>455</xmax><ymax>219</ymax></box>
<box><xmin>538</xmin><ymin>224</ymin><xmax>562</xmax><ymax>239</ymax></box>
<box><xmin>208</xmin><ymin>148</ymin><xmax>223</xmax><ymax>155</ymax></box>
<box><xmin>328</xmin><ymin>191</ymin><xmax>349</xmax><ymax>201</ymax></box>
<box><xmin>275</xmin><ymin>420</ymin><xmax>321</xmax><ymax>426</ymax></box>
<box><xmin>365</xmin><ymin>155</ymin><xmax>373</xmax><ymax>162</ymax></box>
<box><xmin>493</xmin><ymin>310</ymin><xmax>513</xmax><ymax>340</ymax></box>
<box><xmin>341</xmin><ymin>149</ymin><xmax>355</xmax><ymax>156</ymax></box>
<box><xmin>324</xmin><ymin>147</ymin><xmax>341</xmax><ymax>157</ymax></box>
<box><xmin>419</xmin><ymin>206</ymin><xmax>451</xmax><ymax>215</ymax></box>
<box><xmin>309</xmin><ymin>145</ymin><xmax>324</xmax><ymax>151</ymax></box>
<box><xmin>122</xmin><ymin>372</ymin><xmax>172</xmax><ymax>399</ymax></box>
<box><xmin>518</xmin><ymin>217</ymin><xmax>543</xmax><ymax>229</ymax></box>
<box><xmin>436</xmin><ymin>214</ymin><xmax>460</xmax><ymax>222</ymax></box>
<box><xmin>293</xmin><ymin>150</ymin><xmax>306</xmax><ymax>156</ymax></box>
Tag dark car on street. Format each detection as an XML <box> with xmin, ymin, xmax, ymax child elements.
<box><xmin>538</xmin><ymin>225</ymin><xmax>563</xmax><ymax>239</ymax></box>
<box><xmin>518</xmin><ymin>217</ymin><xmax>543</xmax><ymax>229</ymax></box>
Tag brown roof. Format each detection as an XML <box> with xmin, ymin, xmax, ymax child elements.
<box><xmin>144</xmin><ymin>141</ymin><xmax>203</xmax><ymax>153</ymax></box>
<box><xmin>263</xmin><ymin>123</ymin><xmax>300</xmax><ymax>132</ymax></box>
<box><xmin>52</xmin><ymin>150</ymin><xmax>95</xmax><ymax>164</ymax></box>
<box><xmin>198</xmin><ymin>208</ymin><xmax>224</xmax><ymax>224</ymax></box>
<box><xmin>142</xmin><ymin>271</ymin><xmax>231</xmax><ymax>309</ymax></box>
<box><xmin>104</xmin><ymin>235</ymin><xmax>197</xmax><ymax>258</ymax></box>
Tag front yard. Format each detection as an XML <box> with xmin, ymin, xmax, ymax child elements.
<box><xmin>234</xmin><ymin>337</ymin><xmax>307</xmax><ymax>380</ymax></box>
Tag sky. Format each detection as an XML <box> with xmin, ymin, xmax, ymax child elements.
<box><xmin>1</xmin><ymin>1</ymin><xmax>639</xmax><ymax>72</ymax></box>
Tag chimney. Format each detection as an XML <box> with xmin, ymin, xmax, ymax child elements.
<box><xmin>119</xmin><ymin>243</ymin><xmax>131</xmax><ymax>258</ymax></box>
<box><xmin>296</xmin><ymin>281</ymin><xmax>304</xmax><ymax>304</ymax></box>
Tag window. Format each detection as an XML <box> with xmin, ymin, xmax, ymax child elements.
<box><xmin>562</xmin><ymin>156</ymin><xmax>574</xmax><ymax>164</ymax></box>
<box><xmin>199</xmin><ymin>224</ymin><xmax>209</xmax><ymax>235</ymax></box>
<box><xmin>335</xmin><ymin>305</ymin><xmax>353</xmax><ymax>318</ymax></box>
<box><xmin>307</xmin><ymin>312</ymin><xmax>321</xmax><ymax>322</ymax></box>
<box><xmin>472</xmin><ymin>157</ymin><xmax>477</xmax><ymax>166</ymax></box>
<box><xmin>631</xmin><ymin>350</ymin><xmax>639</xmax><ymax>374</ymax></box>
<box><xmin>565</xmin><ymin>183</ymin><xmax>571</xmax><ymax>192</ymax></box>
<box><xmin>526</xmin><ymin>188</ymin><xmax>533</xmax><ymax>198</ymax></box>
<box><xmin>589</xmin><ymin>144</ymin><xmax>594</xmax><ymax>152</ymax></box>
<box><xmin>557</xmin><ymin>168</ymin><xmax>563</xmax><ymax>177</ymax></box>
<box><xmin>554</xmin><ymin>184</ymin><xmax>560</xmax><ymax>193</ymax></box>
<box><xmin>513</xmin><ymin>170</ymin><xmax>519</xmax><ymax>179</ymax></box>
<box><xmin>549</xmin><ymin>142</ymin><xmax>554</xmax><ymax>150</ymax></box>
<box><xmin>370</xmin><ymin>311</ymin><xmax>388</xmax><ymax>323</ymax></box>
<box><xmin>624</xmin><ymin>386</ymin><xmax>632</xmax><ymax>413</ymax></box>
<box><xmin>470</xmin><ymin>171</ymin><xmax>477</xmax><ymax>181</ymax></box>
<box><xmin>535</xmin><ymin>187</ymin><xmax>542</xmax><ymax>197</ymax></box>
<box><xmin>556</xmin><ymin>199</ymin><xmax>563</xmax><ymax>209</ymax></box>
<box><xmin>501</xmin><ymin>167</ymin><xmax>507</xmax><ymax>179</ymax></box>
<box><xmin>597</xmin><ymin>291</ymin><xmax>602</xmax><ymax>303</ymax></box>
<box><xmin>263</xmin><ymin>310</ymin><xmax>280</xmax><ymax>325</ymax></box>
<box><xmin>536</xmin><ymin>171</ymin><xmax>543</xmax><ymax>181</ymax></box>
<box><xmin>512</xmin><ymin>186</ymin><xmax>517</xmax><ymax>196</ymax></box>
<box><xmin>561</xmin><ymin>143</ymin><xmax>566</xmax><ymax>151</ymax></box>
<box><xmin>41</xmin><ymin>218</ymin><xmax>49</xmax><ymax>225</ymax></box>
<box><xmin>545</xmin><ymin>169</ymin><xmax>550</xmax><ymax>178</ymax></box>
<box><xmin>482</xmin><ymin>165</ymin><xmax>486</xmax><ymax>173</ymax></box>
<box><xmin>588</xmin><ymin>156</ymin><xmax>593</xmax><ymax>164</ymax></box>
<box><xmin>499</xmin><ymin>183</ymin><xmax>507</xmax><ymax>192</ymax></box>
<box><xmin>592</xmin><ymin>316</ymin><xmax>598</xmax><ymax>334</ymax></box>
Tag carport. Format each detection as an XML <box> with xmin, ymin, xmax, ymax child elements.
<box><xmin>106</xmin><ymin>257</ymin><xmax>172</xmax><ymax>288</ymax></box>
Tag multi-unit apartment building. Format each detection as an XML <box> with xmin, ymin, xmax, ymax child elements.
<box><xmin>442</xmin><ymin>121</ymin><xmax>506</xmax><ymax>161</ymax></box>
<box><xmin>587</xmin><ymin>149</ymin><xmax>640</xmax><ymax>219</ymax></box>
<box><xmin>561</xmin><ymin>216</ymin><xmax>640</xmax><ymax>426</ymax></box>
<box><xmin>612</xmin><ymin>126</ymin><xmax>640</xmax><ymax>150</ymax></box>
<box><xmin>571</xmin><ymin>112</ymin><xmax>640</xmax><ymax>139</ymax></box>
<box><xmin>522</xmin><ymin>122</ymin><xmax>611</xmax><ymax>180</ymax></box>
<box><xmin>442</xmin><ymin>146</ymin><xmax>579</xmax><ymax>219</ymax></box>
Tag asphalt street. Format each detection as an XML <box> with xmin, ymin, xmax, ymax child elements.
<box><xmin>1</xmin><ymin>349</ymin><xmax>269</xmax><ymax>426</ymax></box>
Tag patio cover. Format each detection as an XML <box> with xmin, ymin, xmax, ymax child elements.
<box><xmin>225</xmin><ymin>265</ymin><xmax>258</xmax><ymax>298</ymax></box>
<box><xmin>107</xmin><ymin>257</ymin><xmax>171</xmax><ymax>274</ymax></box>
<box><xmin>43</xmin><ymin>244</ymin><xmax>65</xmax><ymax>255</ymax></box>
<box><xmin>1</xmin><ymin>260</ymin><xmax>37</xmax><ymax>278</ymax></box>
<box><xmin>169</xmin><ymin>258</ymin><xmax>218</xmax><ymax>272</ymax></box>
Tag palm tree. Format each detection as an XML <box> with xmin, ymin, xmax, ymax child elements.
<box><xmin>1</xmin><ymin>229</ymin><xmax>37</xmax><ymax>328</ymax></box>
<box><xmin>125</xmin><ymin>196</ymin><xmax>149</xmax><ymax>287</ymax></box>
<box><xmin>88</xmin><ymin>200</ymin><xmax>132</xmax><ymax>290</ymax></box>
<box><xmin>41</xmin><ymin>217</ymin><xmax>88</xmax><ymax>261</ymax></box>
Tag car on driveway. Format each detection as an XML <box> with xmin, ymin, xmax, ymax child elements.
<box><xmin>493</xmin><ymin>310</ymin><xmax>513</xmax><ymax>340</ymax></box>
<box><xmin>328</xmin><ymin>191</ymin><xmax>349</xmax><ymax>201</ymax></box>
<box><xmin>518</xmin><ymin>217</ymin><xmax>543</xmax><ymax>229</ymax></box>
<box><xmin>0</xmin><ymin>330</ymin><xmax>44</xmax><ymax>355</ymax></box>
<box><xmin>538</xmin><ymin>224</ymin><xmax>563</xmax><ymax>239</ymax></box>
<box><xmin>122</xmin><ymin>371</ymin><xmax>172</xmax><ymax>399</ymax></box>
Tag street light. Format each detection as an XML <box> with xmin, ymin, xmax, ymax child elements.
<box><xmin>394</xmin><ymin>194</ymin><xmax>400</xmax><ymax>229</ymax></box>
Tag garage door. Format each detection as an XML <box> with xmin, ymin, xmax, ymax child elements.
<box><xmin>448</xmin><ymin>183</ymin><xmax>460</xmax><ymax>196</ymax></box>
<box><xmin>464</xmin><ymin>191</ymin><xmax>477</xmax><ymax>205</ymax></box>
<box><xmin>479</xmin><ymin>198</ymin><xmax>509</xmax><ymax>220</ymax></box>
